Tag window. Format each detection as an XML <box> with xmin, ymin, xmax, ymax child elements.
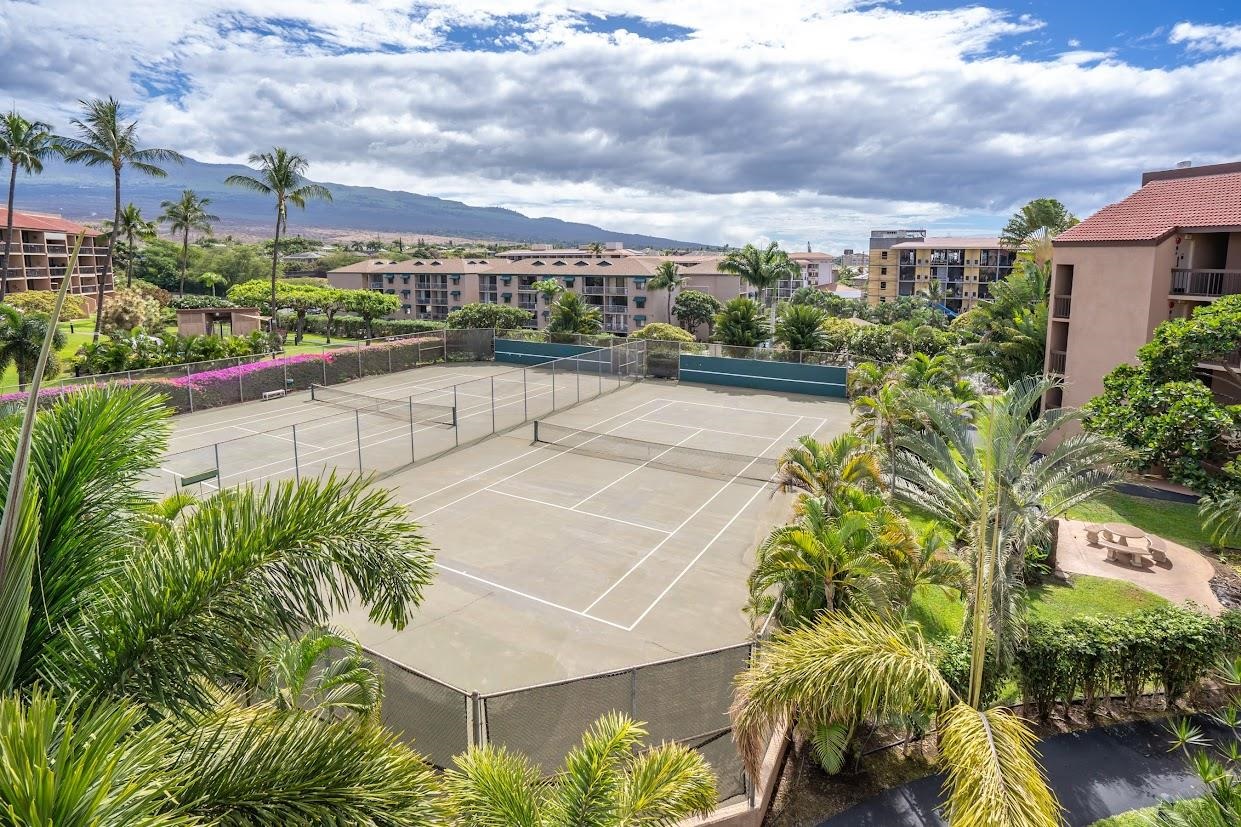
<box><xmin>880</xmin><ymin>267</ymin><xmax>887</xmax><ymax>275</ymax></box>
<box><xmin>880</xmin><ymin>281</ymin><xmax>887</xmax><ymax>290</ymax></box>
<box><xmin>881</xmin><ymin>251</ymin><xmax>888</xmax><ymax>259</ymax></box>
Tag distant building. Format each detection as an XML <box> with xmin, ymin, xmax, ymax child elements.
<box><xmin>1045</xmin><ymin>160</ymin><xmax>1241</xmax><ymax>412</ymax></box>
<box><xmin>788</xmin><ymin>250</ymin><xmax>834</xmax><ymax>292</ymax></box>
<box><xmin>866</xmin><ymin>229</ymin><xmax>1014</xmax><ymax>313</ymax></box>
<box><xmin>0</xmin><ymin>208</ymin><xmax>111</xmax><ymax>311</ymax></box>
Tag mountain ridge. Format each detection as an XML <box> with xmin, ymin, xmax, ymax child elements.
<box><xmin>14</xmin><ymin>156</ymin><xmax>710</xmax><ymax>248</ymax></box>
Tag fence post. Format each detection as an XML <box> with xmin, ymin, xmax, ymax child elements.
<box><xmin>292</xmin><ymin>424</ymin><xmax>300</xmax><ymax>482</ymax></box>
<box><xmin>453</xmin><ymin>386</ymin><xmax>460</xmax><ymax>447</ymax></box>
<box><xmin>355</xmin><ymin>410</ymin><xmax>363</xmax><ymax>472</ymax></box>
<box><xmin>522</xmin><ymin>368</ymin><xmax>528</xmax><ymax>421</ymax></box>
<box><xmin>388</xmin><ymin>343</ymin><xmax>393</xmax><ymax>374</ymax></box>
<box><xmin>551</xmin><ymin>360</ymin><xmax>557</xmax><ymax>409</ymax></box>
<box><xmin>471</xmin><ymin>692</ymin><xmax>484</xmax><ymax>746</ymax></box>
<box><xmin>213</xmin><ymin>442</ymin><xmax>221</xmax><ymax>489</ymax></box>
<box><xmin>597</xmin><ymin>353</ymin><xmax>603</xmax><ymax>395</ymax></box>
<box><xmin>575</xmin><ymin>357</ymin><xmax>581</xmax><ymax>402</ymax></box>
<box><xmin>186</xmin><ymin>365</ymin><xmax>195</xmax><ymax>412</ymax></box>
<box><xmin>490</xmin><ymin>377</ymin><xmax>496</xmax><ymax>434</ymax></box>
<box><xmin>238</xmin><ymin>360</ymin><xmax>245</xmax><ymax>402</ymax></box>
<box><xmin>409</xmin><ymin>397</ymin><xmax>417</xmax><ymax>463</ymax></box>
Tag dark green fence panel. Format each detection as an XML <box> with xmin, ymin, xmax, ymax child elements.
<box><xmin>494</xmin><ymin>338</ymin><xmax>609</xmax><ymax>366</ymax></box>
<box><xmin>678</xmin><ymin>354</ymin><xmax>847</xmax><ymax>397</ymax></box>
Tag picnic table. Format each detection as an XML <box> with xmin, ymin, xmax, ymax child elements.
<box><xmin>1084</xmin><ymin>522</ymin><xmax>1169</xmax><ymax>568</ymax></box>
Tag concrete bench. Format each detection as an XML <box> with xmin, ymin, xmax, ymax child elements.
<box><xmin>261</xmin><ymin>389</ymin><xmax>286</xmax><ymax>401</ymax></box>
<box><xmin>1099</xmin><ymin>538</ymin><xmax>1154</xmax><ymax>568</ymax></box>
<box><xmin>1146</xmin><ymin>535</ymin><xmax>1169</xmax><ymax>564</ymax></box>
<box><xmin>1085</xmin><ymin>523</ymin><xmax>1105</xmax><ymax>546</ymax></box>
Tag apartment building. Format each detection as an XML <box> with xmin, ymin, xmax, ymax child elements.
<box><xmin>1044</xmin><ymin>160</ymin><xmax>1241</xmax><ymax>412</ymax></box>
<box><xmin>865</xmin><ymin>229</ymin><xmax>1014</xmax><ymax>313</ymax></box>
<box><xmin>788</xmin><ymin>251</ymin><xmax>833</xmax><ymax>291</ymax></box>
<box><xmin>0</xmin><ymin>208</ymin><xmax>111</xmax><ymax>310</ymax></box>
<box><xmin>328</xmin><ymin>249</ymin><xmax>750</xmax><ymax>334</ymax></box>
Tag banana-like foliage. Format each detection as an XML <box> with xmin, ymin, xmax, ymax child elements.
<box><xmin>442</xmin><ymin>712</ymin><xmax>716</xmax><ymax>827</ymax></box>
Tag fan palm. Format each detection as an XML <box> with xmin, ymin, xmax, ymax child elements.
<box><xmin>442</xmin><ymin>711</ymin><xmax>716</xmax><ymax>827</ymax></box>
<box><xmin>59</xmin><ymin>97</ymin><xmax>184</xmax><ymax>341</ymax></box>
<box><xmin>718</xmin><ymin>242</ymin><xmax>800</xmax><ymax>333</ymax></box>
<box><xmin>159</xmin><ymin>190</ymin><xmax>219</xmax><ymax>295</ymax></box>
<box><xmin>648</xmin><ymin>260</ymin><xmax>687</xmax><ymax>321</ymax></box>
<box><xmin>225</xmin><ymin>148</ymin><xmax>332</xmax><ymax>330</ymax></box>
<box><xmin>893</xmin><ymin>377</ymin><xmax>1123</xmax><ymax>670</ymax></box>
<box><xmin>102</xmin><ymin>203</ymin><xmax>157</xmax><ymax>286</ymax></box>
<box><xmin>0</xmin><ymin>112</ymin><xmax>61</xmax><ymax>302</ymax></box>
<box><xmin>775</xmin><ymin>303</ymin><xmax>828</xmax><ymax>352</ymax></box>
<box><xmin>0</xmin><ymin>304</ymin><xmax>65</xmax><ymax>390</ymax></box>
<box><xmin>547</xmin><ymin>290</ymin><xmax>602</xmax><ymax>334</ymax></box>
<box><xmin>773</xmin><ymin>432</ymin><xmax>883</xmax><ymax>503</ymax></box>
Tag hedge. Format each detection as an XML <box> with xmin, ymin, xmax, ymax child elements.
<box><xmin>299</xmin><ymin>313</ymin><xmax>446</xmax><ymax>338</ymax></box>
<box><xmin>1015</xmin><ymin>606</ymin><xmax>1241</xmax><ymax>719</ymax></box>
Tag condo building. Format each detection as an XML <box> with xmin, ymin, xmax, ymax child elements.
<box><xmin>1044</xmin><ymin>160</ymin><xmax>1241</xmax><ymax>412</ymax></box>
<box><xmin>0</xmin><ymin>208</ymin><xmax>111</xmax><ymax>310</ymax></box>
<box><xmin>328</xmin><ymin>248</ymin><xmax>756</xmax><ymax>334</ymax></box>
<box><xmin>866</xmin><ymin>229</ymin><xmax>1015</xmax><ymax>313</ymax></box>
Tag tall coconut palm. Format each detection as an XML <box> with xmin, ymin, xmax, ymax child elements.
<box><xmin>648</xmin><ymin>260</ymin><xmax>687</xmax><ymax>321</ymax></box>
<box><xmin>158</xmin><ymin>189</ymin><xmax>218</xmax><ymax>295</ymax></box>
<box><xmin>102</xmin><ymin>203</ymin><xmax>157</xmax><ymax>287</ymax></box>
<box><xmin>442</xmin><ymin>711</ymin><xmax>716</xmax><ymax>826</ymax></box>
<box><xmin>0</xmin><ymin>385</ymin><xmax>442</xmax><ymax>822</ymax></box>
<box><xmin>59</xmin><ymin>98</ymin><xmax>184</xmax><ymax>341</ymax></box>
<box><xmin>225</xmin><ymin>148</ymin><xmax>332</xmax><ymax>330</ymax></box>
<box><xmin>718</xmin><ymin>242</ymin><xmax>800</xmax><ymax>334</ymax></box>
<box><xmin>773</xmin><ymin>432</ymin><xmax>883</xmax><ymax>503</ymax></box>
<box><xmin>547</xmin><ymin>290</ymin><xmax>602</xmax><ymax>334</ymax></box>
<box><xmin>0</xmin><ymin>305</ymin><xmax>65</xmax><ymax>390</ymax></box>
<box><xmin>0</xmin><ymin>112</ymin><xmax>61</xmax><ymax>302</ymax></box>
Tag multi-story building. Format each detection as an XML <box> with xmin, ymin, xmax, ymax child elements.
<box><xmin>0</xmin><ymin>208</ymin><xmax>111</xmax><ymax>310</ymax></box>
<box><xmin>328</xmin><ymin>249</ymin><xmax>751</xmax><ymax>334</ymax></box>
<box><xmin>788</xmin><ymin>251</ymin><xmax>834</xmax><ymax>292</ymax></box>
<box><xmin>1044</xmin><ymin>160</ymin><xmax>1241</xmax><ymax>412</ymax></box>
<box><xmin>866</xmin><ymin>229</ymin><xmax>1014</xmax><ymax>313</ymax></box>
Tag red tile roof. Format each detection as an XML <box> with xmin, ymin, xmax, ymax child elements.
<box><xmin>0</xmin><ymin>208</ymin><xmax>101</xmax><ymax>236</ymax></box>
<box><xmin>1056</xmin><ymin>170</ymin><xmax>1241</xmax><ymax>244</ymax></box>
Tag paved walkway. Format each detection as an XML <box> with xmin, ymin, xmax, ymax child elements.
<box><xmin>1057</xmin><ymin>520</ymin><xmax>1222</xmax><ymax>614</ymax></box>
<box><xmin>816</xmin><ymin>717</ymin><xmax>1226</xmax><ymax>826</ymax></box>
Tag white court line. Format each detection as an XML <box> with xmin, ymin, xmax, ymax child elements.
<box><xmin>622</xmin><ymin>416</ymin><xmax>805</xmax><ymax>630</ymax></box>
<box><xmin>569</xmin><ymin>429</ymin><xmax>702</xmax><ymax>510</ymax></box>
<box><xmin>636</xmin><ymin>416</ymin><xmax>772</xmax><ymax>442</ymax></box>
<box><xmin>434</xmin><ymin>563</ymin><xmax>630</xmax><ymax>631</ymax></box>
<box><xmin>402</xmin><ymin>396</ymin><xmax>671</xmax><ymax>508</ymax></box>
<box><xmin>653</xmin><ymin>397</ymin><xmax>828</xmax><ymax>421</ymax></box>
<box><xmin>583</xmin><ymin>415</ymin><xmax>805</xmax><ymax>617</ymax></box>
<box><xmin>411</xmin><ymin>400</ymin><xmax>677</xmax><ymax>520</ymax></box>
<box><xmin>235</xmin><ymin>425</ymin><xmax>323</xmax><ymax>451</ymax></box>
<box><xmin>483</xmin><ymin>487</ymin><xmax>671</xmax><ymax>534</ymax></box>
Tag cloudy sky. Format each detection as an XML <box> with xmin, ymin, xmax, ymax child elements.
<box><xmin>2</xmin><ymin>0</ymin><xmax>1240</xmax><ymax>248</ymax></box>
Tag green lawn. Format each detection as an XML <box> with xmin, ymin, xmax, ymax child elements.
<box><xmin>1067</xmin><ymin>491</ymin><xmax>1211</xmax><ymax>551</ymax></box>
<box><xmin>0</xmin><ymin>317</ymin><xmax>96</xmax><ymax>392</ymax></box>
<box><xmin>1089</xmin><ymin>798</ymin><xmax>1206</xmax><ymax>826</ymax></box>
<box><xmin>908</xmin><ymin>574</ymin><xmax>1169</xmax><ymax>639</ymax></box>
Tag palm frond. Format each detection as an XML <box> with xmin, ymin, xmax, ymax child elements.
<box><xmin>619</xmin><ymin>741</ymin><xmax>717</xmax><ymax>824</ymax></box>
<box><xmin>546</xmin><ymin>711</ymin><xmax>644</xmax><ymax>824</ymax></box>
<box><xmin>938</xmin><ymin>703</ymin><xmax>1062</xmax><ymax>827</ymax></box>
<box><xmin>443</xmin><ymin>744</ymin><xmax>542</xmax><ymax>827</ymax></box>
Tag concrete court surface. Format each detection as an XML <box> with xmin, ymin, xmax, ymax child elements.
<box><xmin>334</xmin><ymin>377</ymin><xmax>852</xmax><ymax>692</ymax></box>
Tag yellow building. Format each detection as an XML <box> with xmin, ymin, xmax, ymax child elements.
<box><xmin>866</xmin><ymin>229</ymin><xmax>1015</xmax><ymax>313</ymax></box>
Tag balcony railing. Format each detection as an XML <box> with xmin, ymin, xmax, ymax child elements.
<box><xmin>45</xmin><ymin>244</ymin><xmax>68</xmax><ymax>255</ymax></box>
<box><xmin>1048</xmin><ymin>350</ymin><xmax>1067</xmax><ymax>375</ymax></box>
<box><xmin>583</xmin><ymin>286</ymin><xmax>606</xmax><ymax>295</ymax></box>
<box><xmin>1170</xmin><ymin>268</ymin><xmax>1241</xmax><ymax>298</ymax></box>
<box><xmin>1052</xmin><ymin>295</ymin><xmax>1071</xmax><ymax>318</ymax></box>
<box><xmin>21</xmin><ymin>243</ymin><xmax>44</xmax><ymax>253</ymax></box>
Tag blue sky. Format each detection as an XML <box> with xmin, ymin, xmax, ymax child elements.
<box><xmin>3</xmin><ymin>0</ymin><xmax>1241</xmax><ymax>248</ymax></box>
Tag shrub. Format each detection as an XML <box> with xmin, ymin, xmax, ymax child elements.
<box><xmin>446</xmin><ymin>303</ymin><xmax>533</xmax><ymax>330</ymax></box>
<box><xmin>301</xmin><ymin>314</ymin><xmax>445</xmax><ymax>339</ymax></box>
<box><xmin>129</xmin><ymin>279</ymin><xmax>173</xmax><ymax>306</ymax></box>
<box><xmin>99</xmin><ymin>287</ymin><xmax>164</xmax><ymax>336</ymax></box>
<box><xmin>629</xmin><ymin>322</ymin><xmax>694</xmax><ymax>343</ymax></box>
<box><xmin>6</xmin><ymin>291</ymin><xmax>88</xmax><ymax>319</ymax></box>
<box><xmin>168</xmin><ymin>295</ymin><xmax>238</xmax><ymax>309</ymax></box>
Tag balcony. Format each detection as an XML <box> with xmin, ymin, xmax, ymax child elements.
<box><xmin>583</xmin><ymin>286</ymin><xmax>606</xmax><ymax>295</ymax></box>
<box><xmin>1052</xmin><ymin>295</ymin><xmax>1071</xmax><ymax>319</ymax></box>
<box><xmin>45</xmin><ymin>244</ymin><xmax>68</xmax><ymax>255</ymax></box>
<box><xmin>1048</xmin><ymin>350</ymin><xmax>1067</xmax><ymax>375</ymax></box>
<box><xmin>1170</xmin><ymin>268</ymin><xmax>1241</xmax><ymax>299</ymax></box>
<box><xmin>21</xmin><ymin>243</ymin><xmax>44</xmax><ymax>253</ymax></box>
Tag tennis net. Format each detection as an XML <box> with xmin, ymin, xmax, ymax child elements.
<box><xmin>311</xmin><ymin>384</ymin><xmax>457</xmax><ymax>427</ymax></box>
<box><xmin>532</xmin><ymin>421</ymin><xmax>779</xmax><ymax>483</ymax></box>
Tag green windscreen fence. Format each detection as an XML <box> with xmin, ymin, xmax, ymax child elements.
<box><xmin>678</xmin><ymin>354</ymin><xmax>847</xmax><ymax>397</ymax></box>
<box><xmin>494</xmin><ymin>338</ymin><xmax>611</xmax><ymax>366</ymax></box>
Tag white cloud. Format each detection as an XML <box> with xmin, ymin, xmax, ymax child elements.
<box><xmin>2</xmin><ymin>1</ymin><xmax>1240</xmax><ymax>248</ymax></box>
<box><xmin>1170</xmin><ymin>22</ymin><xmax>1241</xmax><ymax>52</ymax></box>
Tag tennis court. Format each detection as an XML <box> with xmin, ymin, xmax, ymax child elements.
<box><xmin>332</xmin><ymin>377</ymin><xmax>852</xmax><ymax>692</ymax></box>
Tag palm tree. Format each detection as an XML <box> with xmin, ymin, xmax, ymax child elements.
<box><xmin>158</xmin><ymin>189</ymin><xmax>218</xmax><ymax>295</ymax></box>
<box><xmin>198</xmin><ymin>271</ymin><xmax>227</xmax><ymax>297</ymax></box>
<box><xmin>965</xmin><ymin>261</ymin><xmax>1051</xmax><ymax>387</ymax></box>
<box><xmin>1000</xmin><ymin>198</ymin><xmax>1080</xmax><ymax>249</ymax></box>
<box><xmin>773</xmin><ymin>432</ymin><xmax>883</xmax><ymax>503</ymax></box>
<box><xmin>648</xmin><ymin>260</ymin><xmax>687</xmax><ymax>321</ymax></box>
<box><xmin>584</xmin><ymin>241</ymin><xmax>604</xmax><ymax>258</ymax></box>
<box><xmin>254</xmin><ymin>629</ymin><xmax>382</xmax><ymax>717</ymax></box>
<box><xmin>225</xmin><ymin>148</ymin><xmax>332</xmax><ymax>330</ymax></box>
<box><xmin>531</xmin><ymin>278</ymin><xmax>563</xmax><ymax>304</ymax></box>
<box><xmin>883</xmin><ymin>523</ymin><xmax>968</xmax><ymax>610</ymax></box>
<box><xmin>102</xmin><ymin>203</ymin><xmax>157</xmax><ymax>286</ymax></box>
<box><xmin>547</xmin><ymin>290</ymin><xmax>602</xmax><ymax>334</ymax></box>
<box><xmin>775</xmin><ymin>303</ymin><xmax>828</xmax><ymax>352</ymax></box>
<box><xmin>442</xmin><ymin>711</ymin><xmax>716</xmax><ymax>826</ymax></box>
<box><xmin>0</xmin><ymin>386</ymin><xmax>442</xmax><ymax>821</ymax></box>
<box><xmin>718</xmin><ymin>242</ymin><xmax>800</xmax><ymax>334</ymax></box>
<box><xmin>894</xmin><ymin>377</ymin><xmax>1123</xmax><ymax>669</ymax></box>
<box><xmin>59</xmin><ymin>98</ymin><xmax>184</xmax><ymax>341</ymax></box>
<box><xmin>0</xmin><ymin>112</ymin><xmax>60</xmax><ymax>302</ymax></box>
<box><xmin>852</xmin><ymin>383</ymin><xmax>908</xmax><ymax>492</ymax></box>
<box><xmin>712</xmin><ymin>296</ymin><xmax>769</xmax><ymax>348</ymax></box>
<box><xmin>847</xmin><ymin>361</ymin><xmax>893</xmax><ymax>397</ymax></box>
<box><xmin>917</xmin><ymin>278</ymin><xmax>946</xmax><ymax>307</ymax></box>
<box><xmin>0</xmin><ymin>305</ymin><xmax>65</xmax><ymax>390</ymax></box>
<box><xmin>748</xmin><ymin>498</ymin><xmax>895</xmax><ymax>627</ymax></box>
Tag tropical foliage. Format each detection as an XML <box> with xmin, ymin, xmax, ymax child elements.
<box><xmin>98</xmin><ymin>286</ymin><xmax>164</xmax><ymax>336</ymax></box>
<box><xmin>446</xmin><ymin>302</ymin><xmax>533</xmax><ymax>330</ymax></box>
<box><xmin>0</xmin><ymin>305</ymin><xmax>64</xmax><ymax>389</ymax></box>
<box><xmin>648</xmin><ymin>260</ymin><xmax>687</xmax><ymax>321</ymax></box>
<box><xmin>103</xmin><ymin>202</ymin><xmax>158</xmax><ymax>285</ymax></box>
<box><xmin>1000</xmin><ymin>198</ymin><xmax>1080</xmax><ymax>249</ymax></box>
<box><xmin>712</xmin><ymin>296</ymin><xmax>769</xmax><ymax>347</ymax></box>
<box><xmin>158</xmin><ymin>189</ymin><xmax>218</xmax><ymax>294</ymax></box>
<box><xmin>629</xmin><ymin>321</ymin><xmax>695</xmax><ymax>342</ymax></box>
<box><xmin>0</xmin><ymin>111</ymin><xmax>60</xmax><ymax>302</ymax></box>
<box><xmin>672</xmin><ymin>288</ymin><xmax>722</xmax><ymax>336</ymax></box>
<box><xmin>774</xmin><ymin>303</ymin><xmax>829</xmax><ymax>352</ymax></box>
<box><xmin>5</xmin><ymin>291</ymin><xmax>87</xmax><ymax>320</ymax></box>
<box><xmin>548</xmin><ymin>290</ymin><xmax>603</xmax><ymax>334</ymax></box>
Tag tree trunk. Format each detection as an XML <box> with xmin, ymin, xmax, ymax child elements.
<box><xmin>179</xmin><ymin>227</ymin><xmax>189</xmax><ymax>295</ymax></box>
<box><xmin>268</xmin><ymin>205</ymin><xmax>282</xmax><ymax>334</ymax></box>
<box><xmin>324</xmin><ymin>310</ymin><xmax>334</xmax><ymax>344</ymax></box>
<box><xmin>295</xmin><ymin>310</ymin><xmax>305</xmax><ymax>345</ymax></box>
<box><xmin>126</xmin><ymin>227</ymin><xmax>135</xmax><ymax>287</ymax></box>
<box><xmin>94</xmin><ymin>166</ymin><xmax>121</xmax><ymax>342</ymax></box>
<box><xmin>1</xmin><ymin>164</ymin><xmax>17</xmax><ymax>302</ymax></box>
